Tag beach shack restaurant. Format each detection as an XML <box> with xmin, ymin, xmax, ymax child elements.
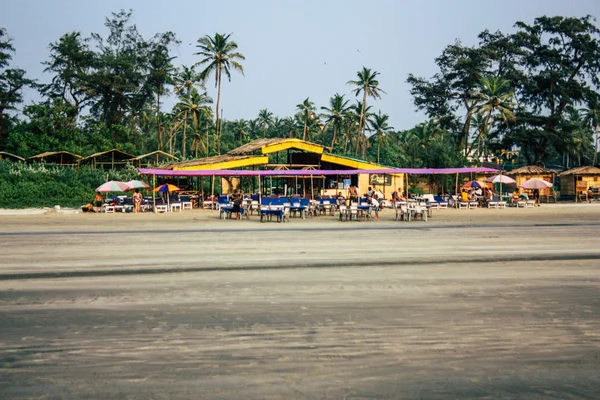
<box><xmin>152</xmin><ymin>138</ymin><xmax>405</xmax><ymax>198</ymax></box>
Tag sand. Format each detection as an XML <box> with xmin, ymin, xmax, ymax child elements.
<box><xmin>1</xmin><ymin>204</ymin><xmax>599</xmax><ymax>399</ymax></box>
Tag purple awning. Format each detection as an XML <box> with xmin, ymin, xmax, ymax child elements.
<box><xmin>138</xmin><ymin>167</ymin><xmax>499</xmax><ymax>177</ymax></box>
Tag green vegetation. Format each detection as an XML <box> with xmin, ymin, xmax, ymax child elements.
<box><xmin>1</xmin><ymin>11</ymin><xmax>600</xmax><ymax>208</ymax></box>
<box><xmin>0</xmin><ymin>160</ymin><xmax>139</xmax><ymax>208</ymax></box>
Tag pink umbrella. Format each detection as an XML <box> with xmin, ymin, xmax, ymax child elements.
<box><xmin>124</xmin><ymin>180</ymin><xmax>150</xmax><ymax>190</ymax></box>
<box><xmin>519</xmin><ymin>178</ymin><xmax>553</xmax><ymax>189</ymax></box>
<box><xmin>96</xmin><ymin>180</ymin><xmax>129</xmax><ymax>193</ymax></box>
<box><xmin>486</xmin><ymin>174</ymin><xmax>516</xmax><ymax>184</ymax></box>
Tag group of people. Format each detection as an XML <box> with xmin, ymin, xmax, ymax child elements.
<box><xmin>90</xmin><ymin>189</ymin><xmax>144</xmax><ymax>213</ymax></box>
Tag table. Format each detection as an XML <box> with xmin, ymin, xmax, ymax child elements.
<box><xmin>260</xmin><ymin>208</ymin><xmax>284</xmax><ymax>223</ymax></box>
<box><xmin>289</xmin><ymin>206</ymin><xmax>306</xmax><ymax>218</ymax></box>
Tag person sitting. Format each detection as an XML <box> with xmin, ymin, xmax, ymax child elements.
<box><xmin>484</xmin><ymin>187</ymin><xmax>493</xmax><ymax>206</ymax></box>
<box><xmin>511</xmin><ymin>189</ymin><xmax>521</xmax><ymax>206</ymax></box>
<box><xmin>461</xmin><ymin>189</ymin><xmax>469</xmax><ymax>203</ymax></box>
<box><xmin>520</xmin><ymin>191</ymin><xmax>529</xmax><ymax>201</ymax></box>
<box><xmin>337</xmin><ymin>191</ymin><xmax>346</xmax><ymax>207</ymax></box>
<box><xmin>368</xmin><ymin>195</ymin><xmax>380</xmax><ymax>219</ymax></box>
<box><xmin>467</xmin><ymin>189</ymin><xmax>476</xmax><ymax>202</ymax></box>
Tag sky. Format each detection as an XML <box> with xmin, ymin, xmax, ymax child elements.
<box><xmin>2</xmin><ymin>0</ymin><xmax>600</xmax><ymax>131</ymax></box>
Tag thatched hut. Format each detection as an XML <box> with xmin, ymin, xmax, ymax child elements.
<box><xmin>27</xmin><ymin>151</ymin><xmax>82</xmax><ymax>166</ymax></box>
<box><xmin>558</xmin><ymin>166</ymin><xmax>600</xmax><ymax>201</ymax></box>
<box><xmin>0</xmin><ymin>151</ymin><xmax>24</xmax><ymax>162</ymax></box>
<box><xmin>130</xmin><ymin>150</ymin><xmax>179</xmax><ymax>168</ymax></box>
<box><xmin>508</xmin><ymin>165</ymin><xmax>555</xmax><ymax>199</ymax></box>
<box><xmin>79</xmin><ymin>149</ymin><xmax>135</xmax><ymax>169</ymax></box>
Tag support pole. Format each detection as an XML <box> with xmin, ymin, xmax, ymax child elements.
<box><xmin>211</xmin><ymin>175</ymin><xmax>215</xmax><ymax>212</ymax></box>
<box><xmin>152</xmin><ymin>174</ymin><xmax>156</xmax><ymax>213</ymax></box>
<box><xmin>455</xmin><ymin>173</ymin><xmax>459</xmax><ymax>208</ymax></box>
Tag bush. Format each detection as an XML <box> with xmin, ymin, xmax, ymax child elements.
<box><xmin>0</xmin><ymin>160</ymin><xmax>141</xmax><ymax>209</ymax></box>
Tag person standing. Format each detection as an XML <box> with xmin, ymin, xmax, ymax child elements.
<box><xmin>533</xmin><ymin>188</ymin><xmax>540</xmax><ymax>207</ymax></box>
<box><xmin>132</xmin><ymin>189</ymin><xmax>142</xmax><ymax>213</ymax></box>
<box><xmin>94</xmin><ymin>192</ymin><xmax>104</xmax><ymax>213</ymax></box>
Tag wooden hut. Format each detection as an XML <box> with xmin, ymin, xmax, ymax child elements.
<box><xmin>508</xmin><ymin>165</ymin><xmax>555</xmax><ymax>200</ymax></box>
<box><xmin>558</xmin><ymin>166</ymin><xmax>600</xmax><ymax>202</ymax></box>
<box><xmin>0</xmin><ymin>151</ymin><xmax>25</xmax><ymax>162</ymax></box>
<box><xmin>27</xmin><ymin>151</ymin><xmax>82</xmax><ymax>166</ymax></box>
<box><xmin>79</xmin><ymin>149</ymin><xmax>135</xmax><ymax>169</ymax></box>
<box><xmin>130</xmin><ymin>150</ymin><xmax>179</xmax><ymax>168</ymax></box>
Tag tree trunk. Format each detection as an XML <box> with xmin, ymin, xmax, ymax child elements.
<box><xmin>356</xmin><ymin>89</ymin><xmax>368</xmax><ymax>157</ymax></box>
<box><xmin>157</xmin><ymin>89</ymin><xmax>162</xmax><ymax>150</ymax></box>
<box><xmin>594</xmin><ymin>125</ymin><xmax>599</xmax><ymax>165</ymax></box>
<box><xmin>330</xmin><ymin>125</ymin><xmax>337</xmax><ymax>149</ymax></box>
<box><xmin>377</xmin><ymin>138</ymin><xmax>380</xmax><ymax>164</ymax></box>
<box><xmin>215</xmin><ymin>67</ymin><xmax>222</xmax><ymax>155</ymax></box>
<box><xmin>302</xmin><ymin>118</ymin><xmax>308</xmax><ymax>141</ymax></box>
<box><xmin>182</xmin><ymin>111</ymin><xmax>188</xmax><ymax>159</ymax></box>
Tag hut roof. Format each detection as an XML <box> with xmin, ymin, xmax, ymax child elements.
<box><xmin>27</xmin><ymin>151</ymin><xmax>82</xmax><ymax>164</ymax></box>
<box><xmin>508</xmin><ymin>165</ymin><xmax>553</xmax><ymax>175</ymax></box>
<box><xmin>558</xmin><ymin>165</ymin><xmax>600</xmax><ymax>176</ymax></box>
<box><xmin>0</xmin><ymin>151</ymin><xmax>25</xmax><ymax>162</ymax></box>
<box><xmin>80</xmin><ymin>149</ymin><xmax>135</xmax><ymax>164</ymax></box>
<box><xmin>131</xmin><ymin>150</ymin><xmax>179</xmax><ymax>161</ymax></box>
<box><xmin>228</xmin><ymin>138</ymin><xmax>328</xmax><ymax>155</ymax></box>
<box><xmin>162</xmin><ymin>154</ymin><xmax>268</xmax><ymax>170</ymax></box>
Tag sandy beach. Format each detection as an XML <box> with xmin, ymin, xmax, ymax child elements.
<box><xmin>1</xmin><ymin>204</ymin><xmax>599</xmax><ymax>399</ymax></box>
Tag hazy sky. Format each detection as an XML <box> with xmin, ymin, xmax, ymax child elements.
<box><xmin>3</xmin><ymin>0</ymin><xmax>600</xmax><ymax>130</ymax></box>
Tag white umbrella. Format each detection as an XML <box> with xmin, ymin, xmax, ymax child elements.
<box><xmin>519</xmin><ymin>178</ymin><xmax>553</xmax><ymax>189</ymax></box>
<box><xmin>486</xmin><ymin>174</ymin><xmax>516</xmax><ymax>184</ymax></box>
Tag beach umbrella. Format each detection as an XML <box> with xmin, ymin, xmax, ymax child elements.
<box><xmin>96</xmin><ymin>180</ymin><xmax>129</xmax><ymax>193</ymax></box>
<box><xmin>125</xmin><ymin>180</ymin><xmax>150</xmax><ymax>190</ymax></box>
<box><xmin>485</xmin><ymin>174</ymin><xmax>516</xmax><ymax>184</ymax></box>
<box><xmin>153</xmin><ymin>183</ymin><xmax>181</xmax><ymax>193</ymax></box>
<box><xmin>519</xmin><ymin>178</ymin><xmax>553</xmax><ymax>189</ymax></box>
<box><xmin>461</xmin><ymin>180</ymin><xmax>482</xmax><ymax>189</ymax></box>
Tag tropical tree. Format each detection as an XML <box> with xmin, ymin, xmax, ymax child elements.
<box><xmin>0</xmin><ymin>27</ymin><xmax>34</xmax><ymax>149</ymax></box>
<box><xmin>174</xmin><ymin>87</ymin><xmax>213</xmax><ymax>157</ymax></box>
<box><xmin>470</xmin><ymin>76</ymin><xmax>516</xmax><ymax>160</ymax></box>
<box><xmin>41</xmin><ymin>32</ymin><xmax>96</xmax><ymax>120</ymax></box>
<box><xmin>296</xmin><ymin>97</ymin><xmax>316</xmax><ymax>141</ymax></box>
<box><xmin>321</xmin><ymin>93</ymin><xmax>350</xmax><ymax>149</ymax></box>
<box><xmin>195</xmin><ymin>32</ymin><xmax>245</xmax><ymax>154</ymax></box>
<box><xmin>173</xmin><ymin>64</ymin><xmax>203</xmax><ymax>97</ymax></box>
<box><xmin>145</xmin><ymin>32</ymin><xmax>178</xmax><ymax>150</ymax></box>
<box><xmin>584</xmin><ymin>95</ymin><xmax>600</xmax><ymax>165</ymax></box>
<box><xmin>256</xmin><ymin>108</ymin><xmax>274</xmax><ymax>137</ymax></box>
<box><xmin>347</xmin><ymin>67</ymin><xmax>385</xmax><ymax>159</ymax></box>
<box><xmin>369</xmin><ymin>112</ymin><xmax>394</xmax><ymax>164</ymax></box>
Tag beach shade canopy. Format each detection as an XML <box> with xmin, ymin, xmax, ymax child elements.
<box><xmin>125</xmin><ymin>180</ymin><xmax>150</xmax><ymax>190</ymax></box>
<box><xmin>519</xmin><ymin>178</ymin><xmax>553</xmax><ymax>189</ymax></box>
<box><xmin>96</xmin><ymin>180</ymin><xmax>129</xmax><ymax>193</ymax></box>
<box><xmin>461</xmin><ymin>180</ymin><xmax>482</xmax><ymax>189</ymax></box>
<box><xmin>153</xmin><ymin>183</ymin><xmax>181</xmax><ymax>193</ymax></box>
<box><xmin>486</xmin><ymin>174</ymin><xmax>516</xmax><ymax>184</ymax></box>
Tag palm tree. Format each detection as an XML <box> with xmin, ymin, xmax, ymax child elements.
<box><xmin>195</xmin><ymin>33</ymin><xmax>245</xmax><ymax>154</ymax></box>
<box><xmin>369</xmin><ymin>112</ymin><xmax>394</xmax><ymax>164</ymax></box>
<box><xmin>347</xmin><ymin>67</ymin><xmax>386</xmax><ymax>159</ymax></box>
<box><xmin>471</xmin><ymin>76</ymin><xmax>516</xmax><ymax>161</ymax></box>
<box><xmin>174</xmin><ymin>87</ymin><xmax>213</xmax><ymax>158</ymax></box>
<box><xmin>174</xmin><ymin>65</ymin><xmax>204</xmax><ymax>97</ymax></box>
<box><xmin>583</xmin><ymin>95</ymin><xmax>600</xmax><ymax>165</ymax></box>
<box><xmin>256</xmin><ymin>108</ymin><xmax>274</xmax><ymax>137</ymax></box>
<box><xmin>346</xmin><ymin>101</ymin><xmax>374</xmax><ymax>157</ymax></box>
<box><xmin>296</xmin><ymin>97</ymin><xmax>316</xmax><ymax>141</ymax></box>
<box><xmin>321</xmin><ymin>93</ymin><xmax>350</xmax><ymax>150</ymax></box>
<box><xmin>232</xmin><ymin>119</ymin><xmax>248</xmax><ymax>142</ymax></box>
